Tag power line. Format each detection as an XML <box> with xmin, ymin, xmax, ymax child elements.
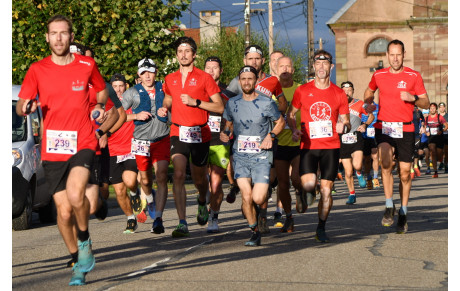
<box><xmin>277</xmin><ymin>3</ymin><xmax>293</xmax><ymax>48</ymax></box>
<box><xmin>395</xmin><ymin>0</ymin><xmax>448</xmax><ymax>13</ymax></box>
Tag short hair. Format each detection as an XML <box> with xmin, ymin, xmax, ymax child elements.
<box><xmin>430</xmin><ymin>102</ymin><xmax>438</xmax><ymax>110</ymax></box>
<box><xmin>387</xmin><ymin>39</ymin><xmax>405</xmax><ymax>53</ymax></box>
<box><xmin>205</xmin><ymin>56</ymin><xmax>222</xmax><ymax>69</ymax></box>
<box><xmin>110</xmin><ymin>73</ymin><xmax>126</xmax><ymax>84</ymax></box>
<box><xmin>270</xmin><ymin>50</ymin><xmax>284</xmax><ymax>57</ymax></box>
<box><xmin>312</xmin><ymin>49</ymin><xmax>333</xmax><ymax>63</ymax></box>
<box><xmin>244</xmin><ymin>44</ymin><xmax>264</xmax><ymax>58</ymax></box>
<box><xmin>47</xmin><ymin>14</ymin><xmax>73</xmax><ymax>34</ymax></box>
<box><xmin>174</xmin><ymin>36</ymin><xmax>197</xmax><ymax>53</ymax></box>
<box><xmin>341</xmin><ymin>81</ymin><xmax>354</xmax><ymax>89</ymax></box>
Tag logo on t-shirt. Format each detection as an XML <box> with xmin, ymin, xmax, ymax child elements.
<box><xmin>72</xmin><ymin>80</ymin><xmax>85</xmax><ymax>91</ymax></box>
<box><xmin>79</xmin><ymin>60</ymin><xmax>91</xmax><ymax>66</ymax></box>
<box><xmin>397</xmin><ymin>81</ymin><xmax>407</xmax><ymax>89</ymax></box>
<box><xmin>350</xmin><ymin>109</ymin><xmax>359</xmax><ymax>117</ymax></box>
<box><xmin>310</xmin><ymin>102</ymin><xmax>332</xmax><ymax>121</ymax></box>
<box><xmin>189</xmin><ymin>78</ymin><xmax>197</xmax><ymax>86</ymax></box>
<box><xmin>255</xmin><ymin>84</ymin><xmax>272</xmax><ymax>97</ymax></box>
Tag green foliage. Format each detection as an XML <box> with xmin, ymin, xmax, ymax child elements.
<box><xmin>195</xmin><ymin>29</ymin><xmax>307</xmax><ymax>85</ymax></box>
<box><xmin>12</xmin><ymin>0</ymin><xmax>190</xmax><ymax>84</ymax></box>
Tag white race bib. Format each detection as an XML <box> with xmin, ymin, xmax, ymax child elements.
<box><xmin>341</xmin><ymin>133</ymin><xmax>357</xmax><ymax>144</ymax></box>
<box><xmin>382</xmin><ymin>122</ymin><xmax>403</xmax><ymax>138</ymax></box>
<box><xmin>429</xmin><ymin>127</ymin><xmax>438</xmax><ymax>135</ymax></box>
<box><xmin>131</xmin><ymin>138</ymin><xmax>151</xmax><ymax>156</ymax></box>
<box><xmin>309</xmin><ymin>120</ymin><xmax>333</xmax><ymax>139</ymax></box>
<box><xmin>46</xmin><ymin>130</ymin><xmax>77</xmax><ymax>155</ymax></box>
<box><xmin>366</xmin><ymin>127</ymin><xmax>375</xmax><ymax>137</ymax></box>
<box><xmin>237</xmin><ymin>135</ymin><xmax>261</xmax><ymax>153</ymax></box>
<box><xmin>208</xmin><ymin>116</ymin><xmax>221</xmax><ymax>133</ymax></box>
<box><xmin>179</xmin><ymin>125</ymin><xmax>202</xmax><ymax>143</ymax></box>
<box><xmin>117</xmin><ymin>152</ymin><xmax>136</xmax><ymax>163</ymax></box>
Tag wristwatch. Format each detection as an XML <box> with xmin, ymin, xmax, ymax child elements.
<box><xmin>195</xmin><ymin>99</ymin><xmax>201</xmax><ymax>107</ymax></box>
<box><xmin>413</xmin><ymin>95</ymin><xmax>419</xmax><ymax>102</ymax></box>
<box><xmin>106</xmin><ymin>131</ymin><xmax>112</xmax><ymax>138</ymax></box>
<box><xmin>95</xmin><ymin>129</ymin><xmax>105</xmax><ymax>138</ymax></box>
<box><xmin>270</xmin><ymin>132</ymin><xmax>276</xmax><ymax>140</ymax></box>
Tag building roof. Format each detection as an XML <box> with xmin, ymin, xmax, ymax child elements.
<box><xmin>327</xmin><ymin>0</ymin><xmax>357</xmax><ymax>26</ymax></box>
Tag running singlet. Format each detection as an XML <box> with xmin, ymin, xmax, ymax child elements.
<box><xmin>368</xmin><ymin>67</ymin><xmax>427</xmax><ymax>132</ymax></box>
<box><xmin>425</xmin><ymin>114</ymin><xmax>446</xmax><ymax>136</ymax></box>
<box><xmin>163</xmin><ymin>66</ymin><xmax>220</xmax><ymax>143</ymax></box>
<box><xmin>89</xmin><ymin>84</ymin><xmax>116</xmax><ymax>155</ymax></box>
<box><xmin>255</xmin><ymin>73</ymin><xmax>284</xmax><ymax>99</ymax></box>
<box><xmin>348</xmin><ymin>98</ymin><xmax>368</xmax><ymax>132</ymax></box>
<box><xmin>19</xmin><ymin>54</ymin><xmax>106</xmax><ymax>162</ymax></box>
<box><xmin>275</xmin><ymin>82</ymin><xmax>301</xmax><ymax>147</ymax></box>
<box><xmin>108</xmin><ymin>93</ymin><xmax>135</xmax><ymax>157</ymax></box>
<box><xmin>291</xmin><ymin>81</ymin><xmax>349</xmax><ymax>150</ymax></box>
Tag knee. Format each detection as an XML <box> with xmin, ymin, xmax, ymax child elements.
<box><xmin>57</xmin><ymin>205</ymin><xmax>73</xmax><ymax>223</ymax></box>
<box><xmin>302</xmin><ymin>180</ymin><xmax>316</xmax><ymax>192</ymax></box>
<box><xmin>155</xmin><ymin>171</ymin><xmax>169</xmax><ymax>186</ymax></box>
<box><xmin>173</xmin><ymin>169</ymin><xmax>186</xmax><ymax>182</ymax></box>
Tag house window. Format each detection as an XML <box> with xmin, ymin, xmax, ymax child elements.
<box><xmin>367</xmin><ymin>38</ymin><xmax>389</xmax><ymax>56</ymax></box>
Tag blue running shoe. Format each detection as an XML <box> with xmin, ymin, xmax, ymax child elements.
<box><xmin>147</xmin><ymin>189</ymin><xmax>156</xmax><ymax>219</ymax></box>
<box><xmin>346</xmin><ymin>195</ymin><xmax>356</xmax><ymax>205</ymax></box>
<box><xmin>69</xmin><ymin>263</ymin><xmax>86</xmax><ymax>286</ymax></box>
<box><xmin>77</xmin><ymin>238</ymin><xmax>95</xmax><ymax>273</ymax></box>
<box><xmin>357</xmin><ymin>173</ymin><xmax>366</xmax><ymax>188</ymax></box>
<box><xmin>151</xmin><ymin>217</ymin><xmax>165</xmax><ymax>234</ymax></box>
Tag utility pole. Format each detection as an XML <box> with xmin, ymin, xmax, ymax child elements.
<box><xmin>307</xmin><ymin>0</ymin><xmax>314</xmax><ymax>73</ymax></box>
<box><xmin>268</xmin><ymin>0</ymin><xmax>273</xmax><ymax>55</ymax></box>
<box><xmin>244</xmin><ymin>0</ymin><xmax>251</xmax><ymax>47</ymax></box>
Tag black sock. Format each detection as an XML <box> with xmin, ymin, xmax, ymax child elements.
<box><xmin>77</xmin><ymin>229</ymin><xmax>90</xmax><ymax>242</ymax></box>
<box><xmin>317</xmin><ymin>218</ymin><xmax>326</xmax><ymax>230</ymax></box>
<box><xmin>71</xmin><ymin>251</ymin><xmax>78</xmax><ymax>262</ymax></box>
<box><xmin>198</xmin><ymin>198</ymin><xmax>206</xmax><ymax>206</ymax></box>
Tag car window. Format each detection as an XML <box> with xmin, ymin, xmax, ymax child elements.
<box><xmin>12</xmin><ymin>101</ymin><xmax>26</xmax><ymax>142</ymax></box>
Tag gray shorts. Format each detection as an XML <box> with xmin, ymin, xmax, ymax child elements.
<box><xmin>233</xmin><ymin>152</ymin><xmax>271</xmax><ymax>184</ymax></box>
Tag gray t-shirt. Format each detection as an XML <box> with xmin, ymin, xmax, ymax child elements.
<box><xmin>121</xmin><ymin>86</ymin><xmax>170</xmax><ymax>141</ymax></box>
<box><xmin>227</xmin><ymin>76</ymin><xmax>243</xmax><ymax>96</ymax></box>
<box><xmin>223</xmin><ymin>94</ymin><xmax>280</xmax><ymax>160</ymax></box>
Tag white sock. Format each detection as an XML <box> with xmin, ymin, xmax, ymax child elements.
<box><xmin>128</xmin><ymin>214</ymin><xmax>135</xmax><ymax>220</ymax></box>
<box><xmin>129</xmin><ymin>190</ymin><xmax>137</xmax><ymax>196</ymax></box>
<box><xmin>146</xmin><ymin>194</ymin><xmax>154</xmax><ymax>204</ymax></box>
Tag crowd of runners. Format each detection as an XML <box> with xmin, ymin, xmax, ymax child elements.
<box><xmin>15</xmin><ymin>14</ymin><xmax>448</xmax><ymax>286</ymax></box>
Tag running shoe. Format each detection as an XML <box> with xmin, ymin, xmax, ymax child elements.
<box><xmin>244</xmin><ymin>230</ymin><xmax>261</xmax><ymax>246</ymax></box>
<box><xmin>439</xmin><ymin>162</ymin><xmax>444</xmax><ymax>170</ymax></box>
<box><xmin>429</xmin><ymin>162</ymin><xmax>433</xmax><ymax>167</ymax></box>
<box><xmin>137</xmin><ymin>210</ymin><xmax>147</xmax><ymax>223</ymax></box>
<box><xmin>295</xmin><ymin>189</ymin><xmax>308</xmax><ymax>213</ymax></box>
<box><xmin>77</xmin><ymin>238</ymin><xmax>95</xmax><ymax>273</ymax></box>
<box><xmin>381</xmin><ymin>206</ymin><xmax>396</xmax><ymax>227</ymax></box>
<box><xmin>337</xmin><ymin>172</ymin><xmax>343</xmax><ymax>181</ymax></box>
<box><xmin>414</xmin><ymin>167</ymin><xmax>421</xmax><ymax>177</ymax></box>
<box><xmin>69</xmin><ymin>263</ymin><xmax>86</xmax><ymax>286</ymax></box>
<box><xmin>367</xmin><ymin>179</ymin><xmax>373</xmax><ymax>190</ymax></box>
<box><xmin>172</xmin><ymin>223</ymin><xmax>190</xmax><ymax>238</ymax></box>
<box><xmin>197</xmin><ymin>199</ymin><xmax>209</xmax><ymax>226</ymax></box>
<box><xmin>432</xmin><ymin>172</ymin><xmax>438</xmax><ymax>178</ymax></box>
<box><xmin>346</xmin><ymin>195</ymin><xmax>356</xmax><ymax>205</ymax></box>
<box><xmin>130</xmin><ymin>189</ymin><xmax>142</xmax><ymax>215</ymax></box>
<box><xmin>267</xmin><ymin>186</ymin><xmax>273</xmax><ymax>202</ymax></box>
<box><xmin>356</xmin><ymin>173</ymin><xmax>366</xmax><ymax>188</ymax></box>
<box><xmin>315</xmin><ymin>228</ymin><xmax>330</xmax><ymax>243</ymax></box>
<box><xmin>331</xmin><ymin>184</ymin><xmax>337</xmax><ymax>194</ymax></box>
<box><xmin>410</xmin><ymin>171</ymin><xmax>415</xmax><ymax>179</ymax></box>
<box><xmin>280</xmin><ymin>216</ymin><xmax>294</xmax><ymax>233</ymax></box>
<box><xmin>152</xmin><ymin>217</ymin><xmax>165</xmax><ymax>234</ymax></box>
<box><xmin>226</xmin><ymin>184</ymin><xmax>239</xmax><ymax>204</ymax></box>
<box><xmin>147</xmin><ymin>189</ymin><xmax>156</xmax><ymax>219</ymax></box>
<box><xmin>425</xmin><ymin>168</ymin><xmax>431</xmax><ymax>175</ymax></box>
<box><xmin>258</xmin><ymin>216</ymin><xmax>270</xmax><ymax>234</ymax></box>
<box><xmin>396</xmin><ymin>213</ymin><xmax>408</xmax><ymax>234</ymax></box>
<box><xmin>207</xmin><ymin>218</ymin><xmax>219</xmax><ymax>233</ymax></box>
<box><xmin>95</xmin><ymin>198</ymin><xmax>108</xmax><ymax>221</ymax></box>
<box><xmin>273</xmin><ymin>212</ymin><xmax>283</xmax><ymax>228</ymax></box>
<box><xmin>123</xmin><ymin>218</ymin><xmax>138</xmax><ymax>234</ymax></box>
<box><xmin>372</xmin><ymin>178</ymin><xmax>380</xmax><ymax>188</ymax></box>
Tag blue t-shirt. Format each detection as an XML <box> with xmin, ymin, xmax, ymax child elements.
<box><xmin>361</xmin><ymin>103</ymin><xmax>379</xmax><ymax>139</ymax></box>
<box><xmin>223</xmin><ymin>94</ymin><xmax>280</xmax><ymax>160</ymax></box>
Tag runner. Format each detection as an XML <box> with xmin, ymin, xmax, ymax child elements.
<box><xmin>411</xmin><ymin>105</ymin><xmax>424</xmax><ymax>179</ymax></box>
<box><xmin>269</xmin><ymin>50</ymin><xmax>284</xmax><ymax>77</ymax></box>
<box><xmin>273</xmin><ymin>56</ymin><xmax>302</xmax><ymax>232</ymax></box>
<box><xmin>203</xmin><ymin>56</ymin><xmax>232</xmax><ymax>233</ymax></box>
<box><xmin>338</xmin><ymin>81</ymin><xmax>374</xmax><ymax>205</ymax></box>
<box><xmin>361</xmin><ymin>100</ymin><xmax>380</xmax><ymax>189</ymax></box>
<box><xmin>16</xmin><ymin>15</ymin><xmax>108</xmax><ymax>285</ymax></box>
<box><xmin>287</xmin><ymin>50</ymin><xmax>350</xmax><ymax>243</ymax></box>
<box><xmin>363</xmin><ymin>39</ymin><xmax>430</xmax><ymax>234</ymax></box>
<box><xmin>220</xmin><ymin>65</ymin><xmax>285</xmax><ymax>246</ymax></box>
<box><xmin>122</xmin><ymin>58</ymin><xmax>171</xmax><ymax>234</ymax></box>
<box><xmin>158</xmin><ymin>37</ymin><xmax>224</xmax><ymax>237</ymax></box>
<box><xmin>422</xmin><ymin>102</ymin><xmax>447</xmax><ymax>178</ymax></box>
<box><xmin>438</xmin><ymin>101</ymin><xmax>448</xmax><ymax>173</ymax></box>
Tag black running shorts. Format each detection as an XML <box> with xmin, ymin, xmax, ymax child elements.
<box><xmin>299</xmin><ymin>148</ymin><xmax>340</xmax><ymax>181</ymax></box>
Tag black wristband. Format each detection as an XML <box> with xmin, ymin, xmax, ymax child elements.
<box><xmin>95</xmin><ymin>129</ymin><xmax>105</xmax><ymax>138</ymax></box>
<box><xmin>195</xmin><ymin>99</ymin><xmax>201</xmax><ymax>108</ymax></box>
<box><xmin>413</xmin><ymin>95</ymin><xmax>419</xmax><ymax>102</ymax></box>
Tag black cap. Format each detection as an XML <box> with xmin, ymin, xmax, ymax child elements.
<box><xmin>341</xmin><ymin>81</ymin><xmax>354</xmax><ymax>89</ymax></box>
<box><xmin>110</xmin><ymin>73</ymin><xmax>126</xmax><ymax>84</ymax></box>
<box><xmin>244</xmin><ymin>44</ymin><xmax>264</xmax><ymax>57</ymax></box>
<box><xmin>239</xmin><ymin>65</ymin><xmax>258</xmax><ymax>78</ymax></box>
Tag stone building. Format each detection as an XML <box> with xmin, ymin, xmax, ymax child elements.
<box><xmin>327</xmin><ymin>0</ymin><xmax>448</xmax><ymax>106</ymax></box>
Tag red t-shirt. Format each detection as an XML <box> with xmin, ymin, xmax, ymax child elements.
<box><xmin>425</xmin><ymin>113</ymin><xmax>446</xmax><ymax>135</ymax></box>
<box><xmin>368</xmin><ymin>67</ymin><xmax>427</xmax><ymax>132</ymax></box>
<box><xmin>349</xmin><ymin>99</ymin><xmax>367</xmax><ymax>119</ymax></box>
<box><xmin>89</xmin><ymin>85</ymin><xmax>115</xmax><ymax>155</ymax></box>
<box><xmin>291</xmin><ymin>82</ymin><xmax>349</xmax><ymax>149</ymax></box>
<box><xmin>107</xmin><ymin>92</ymin><xmax>134</xmax><ymax>156</ymax></box>
<box><xmin>19</xmin><ymin>54</ymin><xmax>106</xmax><ymax>161</ymax></box>
<box><xmin>255</xmin><ymin>73</ymin><xmax>284</xmax><ymax>99</ymax></box>
<box><xmin>163</xmin><ymin>66</ymin><xmax>220</xmax><ymax>143</ymax></box>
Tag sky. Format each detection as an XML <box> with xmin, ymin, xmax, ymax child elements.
<box><xmin>178</xmin><ymin>0</ymin><xmax>349</xmax><ymax>82</ymax></box>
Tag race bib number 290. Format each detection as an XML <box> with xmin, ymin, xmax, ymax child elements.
<box><xmin>46</xmin><ymin>130</ymin><xmax>77</xmax><ymax>155</ymax></box>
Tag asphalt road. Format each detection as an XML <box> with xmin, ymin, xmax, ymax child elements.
<box><xmin>12</xmin><ymin>170</ymin><xmax>448</xmax><ymax>290</ymax></box>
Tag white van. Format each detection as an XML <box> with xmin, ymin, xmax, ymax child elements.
<box><xmin>12</xmin><ymin>85</ymin><xmax>54</xmax><ymax>230</ymax></box>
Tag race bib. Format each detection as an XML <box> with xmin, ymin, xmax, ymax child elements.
<box><xmin>46</xmin><ymin>130</ymin><xmax>77</xmax><ymax>155</ymax></box>
<box><xmin>429</xmin><ymin>127</ymin><xmax>438</xmax><ymax>135</ymax></box>
<box><xmin>382</xmin><ymin>122</ymin><xmax>403</xmax><ymax>138</ymax></box>
<box><xmin>309</xmin><ymin>121</ymin><xmax>333</xmax><ymax>139</ymax></box>
<box><xmin>208</xmin><ymin>116</ymin><xmax>221</xmax><ymax>133</ymax></box>
<box><xmin>179</xmin><ymin>125</ymin><xmax>202</xmax><ymax>143</ymax></box>
<box><xmin>237</xmin><ymin>135</ymin><xmax>261</xmax><ymax>153</ymax></box>
<box><xmin>117</xmin><ymin>152</ymin><xmax>136</xmax><ymax>163</ymax></box>
<box><xmin>341</xmin><ymin>133</ymin><xmax>357</xmax><ymax>144</ymax></box>
<box><xmin>131</xmin><ymin>138</ymin><xmax>151</xmax><ymax>156</ymax></box>
<box><xmin>366</xmin><ymin>127</ymin><xmax>375</xmax><ymax>137</ymax></box>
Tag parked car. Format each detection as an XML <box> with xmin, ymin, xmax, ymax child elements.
<box><xmin>12</xmin><ymin>85</ymin><xmax>54</xmax><ymax>230</ymax></box>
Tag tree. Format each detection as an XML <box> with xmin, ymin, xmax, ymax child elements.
<box><xmin>12</xmin><ymin>0</ymin><xmax>190</xmax><ymax>84</ymax></box>
<box><xmin>195</xmin><ymin>28</ymin><xmax>308</xmax><ymax>85</ymax></box>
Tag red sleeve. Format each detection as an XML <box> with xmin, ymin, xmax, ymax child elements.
<box><xmin>105</xmin><ymin>97</ymin><xmax>114</xmax><ymax>111</ymax></box>
<box><xmin>292</xmin><ymin>87</ymin><xmax>301</xmax><ymax>109</ymax></box>
<box><xmin>205</xmin><ymin>74</ymin><xmax>220</xmax><ymax>99</ymax></box>
<box><xmin>18</xmin><ymin>64</ymin><xmax>38</xmax><ymax>100</ymax></box>
<box><xmin>163</xmin><ymin>80</ymin><xmax>171</xmax><ymax>96</ymax></box>
<box><xmin>89</xmin><ymin>62</ymin><xmax>106</xmax><ymax>93</ymax></box>
<box><xmin>368</xmin><ymin>73</ymin><xmax>378</xmax><ymax>92</ymax></box>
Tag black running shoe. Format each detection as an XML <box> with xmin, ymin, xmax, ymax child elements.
<box><xmin>244</xmin><ymin>231</ymin><xmax>261</xmax><ymax>246</ymax></box>
<box><xmin>226</xmin><ymin>184</ymin><xmax>239</xmax><ymax>203</ymax></box>
<box><xmin>130</xmin><ymin>190</ymin><xmax>142</xmax><ymax>214</ymax></box>
<box><xmin>396</xmin><ymin>213</ymin><xmax>408</xmax><ymax>234</ymax></box>
<box><xmin>315</xmin><ymin>228</ymin><xmax>330</xmax><ymax>243</ymax></box>
<box><xmin>95</xmin><ymin>198</ymin><xmax>108</xmax><ymax>221</ymax></box>
<box><xmin>280</xmin><ymin>216</ymin><xmax>294</xmax><ymax>233</ymax></box>
<box><xmin>381</xmin><ymin>206</ymin><xmax>396</xmax><ymax>227</ymax></box>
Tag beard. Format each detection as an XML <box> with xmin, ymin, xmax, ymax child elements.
<box><xmin>50</xmin><ymin>43</ymin><xmax>70</xmax><ymax>57</ymax></box>
<box><xmin>242</xmin><ymin>87</ymin><xmax>255</xmax><ymax>95</ymax></box>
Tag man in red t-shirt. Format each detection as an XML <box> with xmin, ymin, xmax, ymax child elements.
<box><xmin>16</xmin><ymin>15</ymin><xmax>109</xmax><ymax>285</ymax></box>
<box><xmin>363</xmin><ymin>39</ymin><xmax>430</xmax><ymax>234</ymax></box>
<box><xmin>158</xmin><ymin>37</ymin><xmax>224</xmax><ymax>238</ymax></box>
<box><xmin>422</xmin><ymin>102</ymin><xmax>447</xmax><ymax>178</ymax></box>
<box><xmin>287</xmin><ymin>50</ymin><xmax>350</xmax><ymax>243</ymax></box>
